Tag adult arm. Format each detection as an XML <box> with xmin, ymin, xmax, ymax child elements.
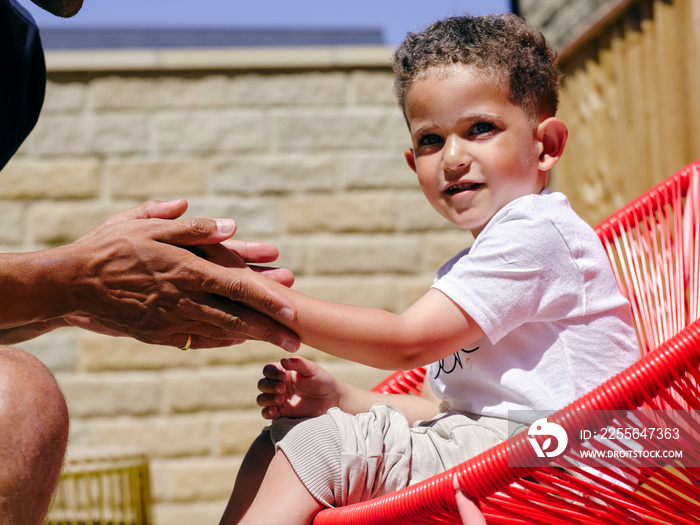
<box><xmin>0</xmin><ymin>200</ymin><xmax>299</xmax><ymax>350</ymax></box>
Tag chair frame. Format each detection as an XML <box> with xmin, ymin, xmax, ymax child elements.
<box><xmin>313</xmin><ymin>159</ymin><xmax>700</xmax><ymax>525</ymax></box>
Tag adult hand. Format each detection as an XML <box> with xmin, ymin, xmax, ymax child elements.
<box><xmin>82</xmin><ymin>199</ymin><xmax>295</xmax><ymax>287</ymax></box>
<box><xmin>453</xmin><ymin>474</ymin><xmax>486</xmax><ymax>525</ymax></box>
<box><xmin>257</xmin><ymin>357</ymin><xmax>338</xmax><ymax>419</ymax></box>
<box><xmin>57</xmin><ymin>200</ymin><xmax>300</xmax><ymax>351</ymax></box>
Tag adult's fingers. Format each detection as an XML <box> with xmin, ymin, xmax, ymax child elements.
<box><xmin>211</xmin><ymin>286</ymin><xmax>298</xmax><ymax>347</ymax></box>
<box><xmin>78</xmin><ymin>200</ymin><xmax>189</xmax><ymax>242</ymax></box>
<box><xmin>149</xmin><ymin>216</ymin><xmax>238</xmax><ymax>247</ymax></box>
<box><xmin>128</xmin><ymin>230</ymin><xmax>299</xmax><ymax>327</ymax></box>
<box><xmin>196</xmin><ymin>266</ymin><xmax>298</xmax><ymax>329</ymax></box>
<box><xmin>453</xmin><ymin>474</ymin><xmax>486</xmax><ymax>525</ymax></box>
<box><xmin>106</xmin><ymin>199</ymin><xmax>189</xmax><ymax>223</ymax></box>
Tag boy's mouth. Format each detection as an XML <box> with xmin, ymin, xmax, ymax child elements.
<box><xmin>444</xmin><ymin>181</ymin><xmax>484</xmax><ymax>195</ymax></box>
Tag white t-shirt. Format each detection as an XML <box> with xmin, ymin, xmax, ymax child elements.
<box><xmin>428</xmin><ymin>192</ymin><xmax>640</xmax><ymax>420</ymax></box>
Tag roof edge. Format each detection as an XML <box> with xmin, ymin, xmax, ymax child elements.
<box><xmin>45</xmin><ymin>45</ymin><xmax>395</xmax><ymax>72</ymax></box>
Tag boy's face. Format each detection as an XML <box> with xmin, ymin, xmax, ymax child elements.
<box><xmin>403</xmin><ymin>65</ymin><xmax>546</xmax><ymax>237</ymax></box>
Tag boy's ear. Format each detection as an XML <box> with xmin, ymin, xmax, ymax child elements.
<box><xmin>536</xmin><ymin>117</ymin><xmax>568</xmax><ymax>171</ymax></box>
<box><xmin>404</xmin><ymin>148</ymin><xmax>417</xmax><ymax>173</ymax></box>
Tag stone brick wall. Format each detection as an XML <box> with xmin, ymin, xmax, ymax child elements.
<box><xmin>4</xmin><ymin>46</ymin><xmax>471</xmax><ymax>523</ymax></box>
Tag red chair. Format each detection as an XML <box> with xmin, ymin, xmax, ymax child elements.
<box><xmin>314</xmin><ymin>159</ymin><xmax>700</xmax><ymax>524</ymax></box>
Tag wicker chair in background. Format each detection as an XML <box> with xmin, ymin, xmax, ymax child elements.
<box><xmin>44</xmin><ymin>447</ymin><xmax>152</xmax><ymax>525</ymax></box>
<box><xmin>314</xmin><ymin>159</ymin><xmax>700</xmax><ymax>524</ymax></box>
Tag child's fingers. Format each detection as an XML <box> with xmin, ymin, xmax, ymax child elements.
<box><xmin>280</xmin><ymin>356</ymin><xmax>307</xmax><ymax>370</ymax></box>
<box><xmin>280</xmin><ymin>356</ymin><xmax>318</xmax><ymax>377</ymax></box>
<box><xmin>261</xmin><ymin>362</ymin><xmax>287</xmax><ymax>381</ymax></box>
<box><xmin>256</xmin><ymin>391</ymin><xmax>284</xmax><ymax>408</ymax></box>
<box><xmin>257</xmin><ymin>376</ymin><xmax>286</xmax><ymax>395</ymax></box>
<box><xmin>258</xmin><ymin>363</ymin><xmax>287</xmax><ymax>395</ymax></box>
<box><xmin>261</xmin><ymin>405</ymin><xmax>281</xmax><ymax>420</ymax></box>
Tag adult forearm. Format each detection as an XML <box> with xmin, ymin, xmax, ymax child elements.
<box><xmin>0</xmin><ymin>200</ymin><xmax>303</xmax><ymax>350</ymax></box>
<box><xmin>0</xmin><ymin>319</ymin><xmax>71</xmax><ymax>345</ymax></box>
<box><xmin>0</xmin><ymin>247</ymin><xmax>80</xmax><ymax>330</ymax></box>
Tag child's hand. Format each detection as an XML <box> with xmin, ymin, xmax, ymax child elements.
<box><xmin>257</xmin><ymin>357</ymin><xmax>339</xmax><ymax>420</ymax></box>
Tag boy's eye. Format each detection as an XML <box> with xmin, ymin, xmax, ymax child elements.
<box><xmin>418</xmin><ymin>133</ymin><xmax>443</xmax><ymax>147</ymax></box>
<box><xmin>470</xmin><ymin>121</ymin><xmax>496</xmax><ymax>136</ymax></box>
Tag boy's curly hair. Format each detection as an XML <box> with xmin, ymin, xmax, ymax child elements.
<box><xmin>393</xmin><ymin>14</ymin><xmax>561</xmax><ymax>123</ymax></box>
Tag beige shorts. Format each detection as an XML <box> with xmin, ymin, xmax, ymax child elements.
<box><xmin>269</xmin><ymin>403</ymin><xmax>509</xmax><ymax>508</ymax></box>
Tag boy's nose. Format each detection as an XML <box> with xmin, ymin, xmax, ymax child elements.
<box><xmin>442</xmin><ymin>136</ymin><xmax>470</xmax><ymax>175</ymax></box>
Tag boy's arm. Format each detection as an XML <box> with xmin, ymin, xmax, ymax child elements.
<box><xmin>335</xmin><ymin>378</ymin><xmax>441</xmax><ymax>425</ymax></box>
<box><xmin>259</xmin><ymin>274</ymin><xmax>485</xmax><ymax>370</ymax></box>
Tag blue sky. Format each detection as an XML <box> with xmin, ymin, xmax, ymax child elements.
<box><xmin>19</xmin><ymin>0</ymin><xmax>512</xmax><ymax>46</ymax></box>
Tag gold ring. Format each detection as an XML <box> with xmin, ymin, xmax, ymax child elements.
<box><xmin>178</xmin><ymin>334</ymin><xmax>192</xmax><ymax>351</ymax></box>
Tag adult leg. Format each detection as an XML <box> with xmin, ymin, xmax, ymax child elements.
<box><xmin>219</xmin><ymin>429</ymin><xmax>276</xmax><ymax>524</ymax></box>
<box><xmin>0</xmin><ymin>346</ymin><xmax>69</xmax><ymax>525</ymax></box>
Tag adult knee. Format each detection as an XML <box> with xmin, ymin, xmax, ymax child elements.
<box><xmin>0</xmin><ymin>346</ymin><xmax>69</xmax><ymax>525</ymax></box>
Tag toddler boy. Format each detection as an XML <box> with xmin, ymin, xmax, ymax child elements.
<box><xmin>220</xmin><ymin>13</ymin><xmax>640</xmax><ymax>525</ymax></box>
